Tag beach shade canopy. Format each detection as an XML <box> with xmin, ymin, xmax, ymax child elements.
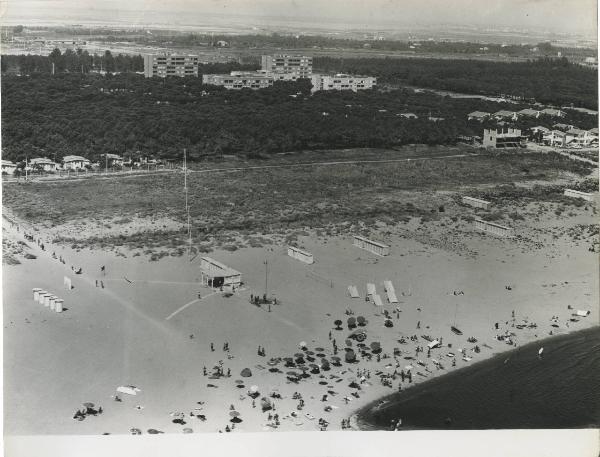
<box><xmin>83</xmin><ymin>402</ymin><xmax>95</xmax><ymax>408</ymax></box>
<box><xmin>240</xmin><ymin>368</ymin><xmax>253</xmax><ymax>377</ymax></box>
<box><xmin>250</xmin><ymin>385</ymin><xmax>259</xmax><ymax>393</ymax></box>
<box><xmin>229</xmin><ymin>411</ymin><xmax>240</xmax><ymax>418</ymax></box>
<box><xmin>117</xmin><ymin>385</ymin><xmax>140</xmax><ymax>396</ymax></box>
<box><xmin>182</xmin><ymin>428</ymin><xmax>193</xmax><ymax>434</ymax></box>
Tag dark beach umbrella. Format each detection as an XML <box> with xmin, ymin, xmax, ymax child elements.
<box><xmin>315</xmin><ymin>347</ymin><xmax>325</xmax><ymax>352</ymax></box>
<box><xmin>235</xmin><ymin>380</ymin><xmax>244</xmax><ymax>384</ymax></box>
<box><xmin>305</xmin><ymin>350</ymin><xmax>315</xmax><ymax>355</ymax></box>
<box><xmin>147</xmin><ymin>429</ymin><xmax>162</xmax><ymax>434</ymax></box>
<box><xmin>316</xmin><ymin>353</ymin><xmax>326</xmax><ymax>358</ymax></box>
<box><xmin>269</xmin><ymin>367</ymin><xmax>280</xmax><ymax>373</ymax></box>
<box><xmin>230</xmin><ymin>416</ymin><xmax>243</xmax><ymax>423</ymax></box>
<box><xmin>241</xmin><ymin>368</ymin><xmax>252</xmax><ymax>377</ymax></box>
<box><xmin>344</xmin><ymin>347</ymin><xmax>354</xmax><ymax>352</ymax></box>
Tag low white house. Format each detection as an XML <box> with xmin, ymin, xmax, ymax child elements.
<box><xmin>62</xmin><ymin>155</ymin><xmax>91</xmax><ymax>170</ymax></box>
<box><xmin>103</xmin><ymin>153</ymin><xmax>125</xmax><ymax>166</ymax></box>
<box><xmin>1</xmin><ymin>159</ymin><xmax>17</xmax><ymax>174</ymax></box>
<box><xmin>30</xmin><ymin>157</ymin><xmax>59</xmax><ymax>172</ymax></box>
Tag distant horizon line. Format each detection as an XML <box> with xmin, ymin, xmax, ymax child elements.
<box><xmin>1</xmin><ymin>13</ymin><xmax>596</xmax><ymax>41</ymax></box>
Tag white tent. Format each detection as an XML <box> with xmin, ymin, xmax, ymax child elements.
<box><xmin>117</xmin><ymin>385</ymin><xmax>141</xmax><ymax>396</ymax></box>
<box><xmin>366</xmin><ymin>283</ymin><xmax>376</xmax><ymax>296</ymax></box>
<box><xmin>383</xmin><ymin>280</ymin><xmax>398</xmax><ymax>304</ymax></box>
<box><xmin>372</xmin><ymin>294</ymin><xmax>384</xmax><ymax>307</ymax></box>
<box><xmin>427</xmin><ymin>340</ymin><xmax>441</xmax><ymax>349</ymax></box>
<box><xmin>347</xmin><ymin>285</ymin><xmax>360</xmax><ymax>298</ymax></box>
<box><xmin>576</xmin><ymin>310</ymin><xmax>590</xmax><ymax>317</ymax></box>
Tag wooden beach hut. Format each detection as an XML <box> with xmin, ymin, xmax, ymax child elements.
<box><xmin>287</xmin><ymin>246</ymin><xmax>314</xmax><ymax>264</ymax></box>
<box><xmin>352</xmin><ymin>235</ymin><xmax>390</xmax><ymax>256</ymax></box>
<box><xmin>199</xmin><ymin>257</ymin><xmax>242</xmax><ymax>290</ymax></box>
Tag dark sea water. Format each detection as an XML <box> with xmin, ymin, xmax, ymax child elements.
<box><xmin>358</xmin><ymin>326</ymin><xmax>600</xmax><ymax>430</ymax></box>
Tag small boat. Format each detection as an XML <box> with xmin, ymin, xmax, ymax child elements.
<box><xmin>538</xmin><ymin>347</ymin><xmax>544</xmax><ymax>356</ymax></box>
<box><xmin>451</xmin><ymin>326</ymin><xmax>463</xmax><ymax>335</ymax></box>
<box><xmin>463</xmin><ymin>357</ymin><xmax>472</xmax><ymax>362</ymax></box>
<box><xmin>446</xmin><ymin>353</ymin><xmax>455</xmax><ymax>358</ymax></box>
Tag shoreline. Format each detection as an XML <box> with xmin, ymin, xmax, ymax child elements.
<box><xmin>350</xmin><ymin>325</ymin><xmax>600</xmax><ymax>431</ymax></box>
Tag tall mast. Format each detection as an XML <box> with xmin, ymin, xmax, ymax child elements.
<box><xmin>184</xmin><ymin>148</ymin><xmax>191</xmax><ymax>258</ymax></box>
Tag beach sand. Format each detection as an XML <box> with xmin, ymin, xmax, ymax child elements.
<box><xmin>2</xmin><ymin>194</ymin><xmax>598</xmax><ymax>435</ymax></box>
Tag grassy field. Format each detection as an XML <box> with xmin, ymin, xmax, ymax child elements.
<box><xmin>3</xmin><ymin>146</ymin><xmax>595</xmax><ymax>255</ymax></box>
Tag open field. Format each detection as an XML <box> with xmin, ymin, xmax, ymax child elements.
<box><xmin>2</xmin><ymin>146</ymin><xmax>595</xmax><ymax>258</ymax></box>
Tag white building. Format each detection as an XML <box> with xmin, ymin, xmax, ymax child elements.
<box><xmin>287</xmin><ymin>246</ymin><xmax>314</xmax><ymax>264</ymax></box>
<box><xmin>144</xmin><ymin>54</ymin><xmax>199</xmax><ymax>78</ymax></box>
<box><xmin>311</xmin><ymin>74</ymin><xmax>376</xmax><ymax>93</ymax></box>
<box><xmin>203</xmin><ymin>72</ymin><xmax>274</xmax><ymax>90</ymax></box>
<box><xmin>261</xmin><ymin>55</ymin><xmax>313</xmax><ymax>80</ymax></box>
<box><xmin>474</xmin><ymin>219</ymin><xmax>514</xmax><ymax>237</ymax></box>
<box><xmin>462</xmin><ymin>196</ymin><xmax>491</xmax><ymax>210</ymax></box>
<box><xmin>1</xmin><ymin>159</ymin><xmax>17</xmax><ymax>174</ymax></box>
<box><xmin>199</xmin><ymin>257</ymin><xmax>242</xmax><ymax>290</ymax></box>
<box><xmin>482</xmin><ymin>129</ymin><xmax>526</xmax><ymax>148</ymax></box>
<box><xmin>353</xmin><ymin>235</ymin><xmax>390</xmax><ymax>256</ymax></box>
<box><xmin>563</xmin><ymin>189</ymin><xmax>595</xmax><ymax>202</ymax></box>
<box><xmin>62</xmin><ymin>155</ymin><xmax>91</xmax><ymax>170</ymax></box>
<box><xmin>29</xmin><ymin>157</ymin><xmax>58</xmax><ymax>172</ymax></box>
<box><xmin>102</xmin><ymin>153</ymin><xmax>125</xmax><ymax>166</ymax></box>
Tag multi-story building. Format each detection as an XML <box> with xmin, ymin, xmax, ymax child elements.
<box><xmin>144</xmin><ymin>54</ymin><xmax>199</xmax><ymax>78</ymax></box>
<box><xmin>261</xmin><ymin>55</ymin><xmax>313</xmax><ymax>80</ymax></box>
<box><xmin>310</xmin><ymin>74</ymin><xmax>376</xmax><ymax>93</ymax></box>
<box><xmin>482</xmin><ymin>128</ymin><xmax>527</xmax><ymax>148</ymax></box>
<box><xmin>202</xmin><ymin>71</ymin><xmax>274</xmax><ymax>90</ymax></box>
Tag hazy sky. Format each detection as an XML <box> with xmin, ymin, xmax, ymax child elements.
<box><xmin>2</xmin><ymin>0</ymin><xmax>597</xmax><ymax>36</ymax></box>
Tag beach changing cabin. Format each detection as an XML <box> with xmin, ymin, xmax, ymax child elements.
<box><xmin>563</xmin><ymin>189</ymin><xmax>595</xmax><ymax>202</ymax></box>
<box><xmin>366</xmin><ymin>283</ymin><xmax>377</xmax><ymax>296</ymax></box>
<box><xmin>462</xmin><ymin>196</ymin><xmax>491</xmax><ymax>210</ymax></box>
<box><xmin>383</xmin><ymin>280</ymin><xmax>398</xmax><ymax>304</ymax></box>
<box><xmin>473</xmin><ymin>219</ymin><xmax>514</xmax><ymax>237</ymax></box>
<box><xmin>372</xmin><ymin>294</ymin><xmax>384</xmax><ymax>307</ymax></box>
<box><xmin>287</xmin><ymin>246</ymin><xmax>314</xmax><ymax>264</ymax></box>
<box><xmin>199</xmin><ymin>257</ymin><xmax>242</xmax><ymax>290</ymax></box>
<box><xmin>353</xmin><ymin>235</ymin><xmax>390</xmax><ymax>256</ymax></box>
<box><xmin>347</xmin><ymin>285</ymin><xmax>360</xmax><ymax>298</ymax></box>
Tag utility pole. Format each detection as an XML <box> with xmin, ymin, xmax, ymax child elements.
<box><xmin>105</xmin><ymin>154</ymin><xmax>108</xmax><ymax>174</ymax></box>
<box><xmin>264</xmin><ymin>259</ymin><xmax>268</xmax><ymax>299</ymax></box>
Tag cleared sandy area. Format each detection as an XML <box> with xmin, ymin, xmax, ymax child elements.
<box><xmin>3</xmin><ymin>190</ymin><xmax>598</xmax><ymax>435</ymax></box>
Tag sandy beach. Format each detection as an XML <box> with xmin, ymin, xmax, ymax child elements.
<box><xmin>3</xmin><ymin>182</ymin><xmax>598</xmax><ymax>435</ymax></box>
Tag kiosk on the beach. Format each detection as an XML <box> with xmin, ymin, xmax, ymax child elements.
<box><xmin>199</xmin><ymin>257</ymin><xmax>242</xmax><ymax>290</ymax></box>
<box><xmin>473</xmin><ymin>219</ymin><xmax>514</xmax><ymax>237</ymax></box>
<box><xmin>287</xmin><ymin>246</ymin><xmax>314</xmax><ymax>264</ymax></box>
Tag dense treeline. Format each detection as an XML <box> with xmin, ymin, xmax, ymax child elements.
<box><xmin>1</xmin><ymin>49</ymin><xmax>144</xmax><ymax>74</ymax></box>
<box><xmin>1</xmin><ymin>72</ymin><xmax>596</xmax><ymax>163</ymax></box>
<box><xmin>1</xmin><ymin>49</ymin><xmax>259</xmax><ymax>76</ymax></box>
<box><xmin>314</xmin><ymin>57</ymin><xmax>598</xmax><ymax>110</ymax></box>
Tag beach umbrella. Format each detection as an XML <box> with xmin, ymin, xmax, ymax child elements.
<box><xmin>229</xmin><ymin>411</ymin><xmax>240</xmax><ymax>418</ymax></box>
<box><xmin>345</xmin><ymin>339</ymin><xmax>353</xmax><ymax>346</ymax></box>
<box><xmin>319</xmin><ymin>381</ymin><xmax>328</xmax><ymax>385</ymax></box>
<box><xmin>240</xmin><ymin>368</ymin><xmax>252</xmax><ymax>377</ymax></box>
<box><xmin>299</xmin><ymin>341</ymin><xmax>307</xmax><ymax>349</ymax></box>
<box><xmin>344</xmin><ymin>347</ymin><xmax>354</xmax><ymax>352</ymax></box>
<box><xmin>294</xmin><ymin>353</ymin><xmax>305</xmax><ymax>358</ymax></box>
<box><xmin>235</xmin><ymin>379</ymin><xmax>244</xmax><ymax>384</ymax></box>
<box><xmin>316</xmin><ymin>353</ymin><xmax>326</xmax><ymax>358</ymax></box>
<box><xmin>405</xmin><ymin>365</ymin><xmax>413</xmax><ymax>371</ymax></box>
<box><xmin>286</xmin><ymin>371</ymin><xmax>300</xmax><ymax>376</ymax></box>
<box><xmin>83</xmin><ymin>402</ymin><xmax>95</xmax><ymax>409</ymax></box>
<box><xmin>230</xmin><ymin>416</ymin><xmax>243</xmax><ymax>423</ymax></box>
<box><xmin>268</xmin><ymin>367</ymin><xmax>280</xmax><ymax>373</ymax></box>
<box><xmin>250</xmin><ymin>385</ymin><xmax>259</xmax><ymax>393</ymax></box>
<box><xmin>305</xmin><ymin>350</ymin><xmax>315</xmax><ymax>355</ymax></box>
<box><xmin>182</xmin><ymin>428</ymin><xmax>193</xmax><ymax>434</ymax></box>
<box><xmin>236</xmin><ymin>384</ymin><xmax>245</xmax><ymax>389</ymax></box>
<box><xmin>315</xmin><ymin>347</ymin><xmax>325</xmax><ymax>352</ymax></box>
<box><xmin>147</xmin><ymin>429</ymin><xmax>162</xmax><ymax>434</ymax></box>
<box><xmin>267</xmin><ymin>358</ymin><xmax>279</xmax><ymax>366</ymax></box>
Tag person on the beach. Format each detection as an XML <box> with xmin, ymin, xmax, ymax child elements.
<box><xmin>210</xmin><ymin>343</ymin><xmax>214</xmax><ymax>352</ymax></box>
<box><xmin>101</xmin><ymin>265</ymin><xmax>105</xmax><ymax>275</ymax></box>
<box><xmin>96</xmin><ymin>280</ymin><xmax>98</xmax><ymax>287</ymax></box>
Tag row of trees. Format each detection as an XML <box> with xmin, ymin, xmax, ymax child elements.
<box><xmin>2</xmin><ymin>72</ymin><xmax>596</xmax><ymax>163</ymax></box>
<box><xmin>1</xmin><ymin>49</ymin><xmax>144</xmax><ymax>74</ymax></box>
<box><xmin>314</xmin><ymin>56</ymin><xmax>598</xmax><ymax>110</ymax></box>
